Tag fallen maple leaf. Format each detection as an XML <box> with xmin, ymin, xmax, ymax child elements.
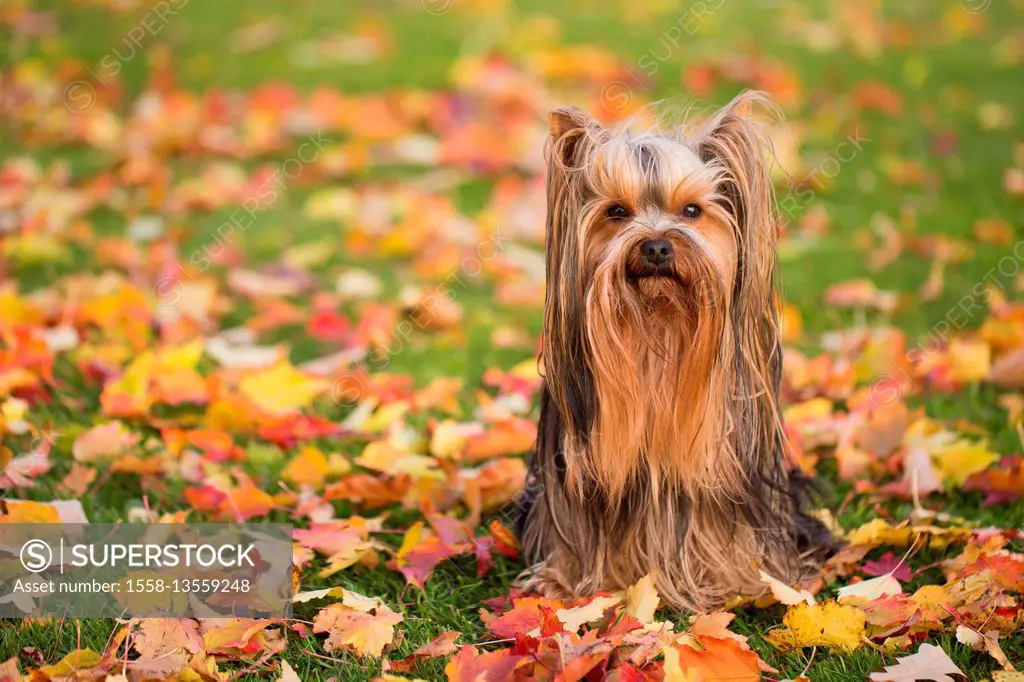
<box><xmin>278</xmin><ymin>659</ymin><xmax>301</xmax><ymax>682</ymax></box>
<box><xmin>281</xmin><ymin>444</ymin><xmax>330</xmax><ymax>489</ymax></box>
<box><xmin>219</xmin><ymin>473</ymin><xmax>276</xmax><ymax>521</ymax></box>
<box><xmin>556</xmin><ymin>596</ymin><xmax>621</xmax><ymax>633</ymax></box>
<box><xmin>387</xmin><ymin>631</ymin><xmax>460</xmax><ymax>674</ymax></box>
<box><xmin>394</xmin><ymin>521</ymin><xmax>465</xmax><ymax>589</ymax></box>
<box><xmin>72</xmin><ymin>420</ymin><xmax>140</xmax><ymax>463</ymax></box>
<box><xmin>200</xmin><ymin>618</ymin><xmax>284</xmax><ymax>658</ymax></box>
<box><xmin>868</xmin><ymin>642</ymin><xmax>966</xmax><ymax>681</ymax></box>
<box><xmin>862</xmin><ymin>552</ymin><xmax>913</xmax><ymax>581</ymax></box>
<box><xmin>837</xmin><ymin>573</ymin><xmax>903</xmax><ymax>602</ymax></box>
<box><xmin>313</xmin><ymin>593</ymin><xmax>403</xmax><ymax>658</ymax></box>
<box><xmin>133</xmin><ymin>618</ymin><xmax>203</xmax><ymax>660</ymax></box>
<box><xmin>955</xmin><ymin>625</ymin><xmax>1010</xmax><ymax>668</ymax></box>
<box><xmin>485</xmin><ymin>596</ymin><xmax>566</xmax><ymax>639</ymax></box>
<box><xmin>622</xmin><ymin>573</ymin><xmax>660</xmax><ymax>624</ymax></box>
<box><xmin>933</xmin><ymin>439</ymin><xmax>999</xmax><ymax>486</ymax></box>
<box><xmin>444</xmin><ymin>646</ymin><xmax>524</xmax><ymax>682</ymax></box>
<box><xmin>0</xmin><ymin>499</ymin><xmax>61</xmax><ymax>523</ymax></box>
<box><xmin>765</xmin><ymin>601</ymin><xmax>866</xmax><ymax>652</ymax></box>
<box><xmin>238</xmin><ymin>360</ymin><xmax>330</xmax><ymax>416</ymax></box>
<box><xmin>38</xmin><ymin>649</ymin><xmax>105</xmax><ymax>679</ymax></box>
<box><xmin>759</xmin><ymin>569</ymin><xmax>815</xmax><ymax>605</ymax></box>
<box><xmin>294</xmin><ymin>520</ymin><xmax>377</xmax><ymax>577</ymax></box>
<box><xmin>462</xmin><ymin>417</ymin><xmax>537</xmax><ymax>461</ymax></box>
<box><xmin>664</xmin><ymin>637</ymin><xmax>761</xmax><ymax>682</ymax></box>
<box><xmin>689</xmin><ymin>612</ymin><xmax>745</xmax><ymax>644</ymax></box>
<box><xmin>964</xmin><ymin>455</ymin><xmax>1024</xmax><ymax>505</ymax></box>
<box><xmin>948</xmin><ymin>338</ymin><xmax>991</xmax><ymax>383</ymax></box>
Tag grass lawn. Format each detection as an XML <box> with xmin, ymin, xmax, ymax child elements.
<box><xmin>1</xmin><ymin>0</ymin><xmax>1023</xmax><ymax>680</ymax></box>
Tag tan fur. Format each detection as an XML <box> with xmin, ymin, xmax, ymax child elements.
<box><xmin>520</xmin><ymin>91</ymin><xmax>827</xmax><ymax>612</ymax></box>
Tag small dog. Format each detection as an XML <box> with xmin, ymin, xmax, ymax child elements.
<box><xmin>518</xmin><ymin>91</ymin><xmax>832</xmax><ymax>612</ymax></box>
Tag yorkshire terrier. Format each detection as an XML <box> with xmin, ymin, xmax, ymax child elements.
<box><xmin>518</xmin><ymin>91</ymin><xmax>833</xmax><ymax>612</ymax></box>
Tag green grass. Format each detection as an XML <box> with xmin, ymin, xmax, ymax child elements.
<box><xmin>2</xmin><ymin>0</ymin><xmax>1023</xmax><ymax>680</ymax></box>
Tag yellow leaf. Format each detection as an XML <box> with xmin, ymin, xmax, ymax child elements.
<box><xmin>282</xmin><ymin>446</ymin><xmax>330</xmax><ymax>489</ymax></box>
<box><xmin>39</xmin><ymin>649</ymin><xmax>102</xmax><ymax>677</ymax></box>
<box><xmin>910</xmin><ymin>584</ymin><xmax>953</xmax><ymax>625</ymax></box>
<box><xmin>2</xmin><ymin>232</ymin><xmax>70</xmax><ymax>265</ymax></box>
<box><xmin>1</xmin><ymin>500</ymin><xmax>61</xmax><ymax>523</ymax></box>
<box><xmin>396</xmin><ymin>521</ymin><xmax>425</xmax><ymax>565</ymax></box>
<box><xmin>765</xmin><ymin>601</ymin><xmax>866</xmax><ymax>652</ymax></box>
<box><xmin>362</xmin><ymin>401</ymin><xmax>410</xmax><ymax>433</ymax></box>
<box><xmin>1</xmin><ymin>397</ymin><xmax>29</xmax><ymax>425</ymax></box>
<box><xmin>509</xmin><ymin>358</ymin><xmax>540</xmax><ymax>381</ymax></box>
<box><xmin>783</xmin><ymin>398</ymin><xmax>833</xmax><ymax>424</ymax></box>
<box><xmin>282</xmin><ymin>239</ymin><xmax>337</xmax><ymax>270</ymax></box>
<box><xmin>948</xmin><ymin>338</ymin><xmax>991</xmax><ymax>383</ymax></box>
<box><xmin>847</xmin><ymin>519</ymin><xmax>912</xmax><ymax>547</ymax></box>
<box><xmin>430</xmin><ymin>420</ymin><xmax>480</xmax><ymax>459</ymax></box>
<box><xmin>239</xmin><ymin>361</ymin><xmax>329</xmax><ymax>416</ymax></box>
<box><xmin>319</xmin><ymin>540</ymin><xmax>376</xmax><ymax>577</ymax></box>
<box><xmin>932</xmin><ymin>439</ymin><xmax>999</xmax><ymax>486</ymax></box>
<box><xmin>623</xmin><ymin>572</ymin><xmax>660</xmax><ymax>624</ymax></box>
<box><xmin>780</xmin><ymin>303</ymin><xmax>803</xmax><ymax>342</ymax></box>
<box><xmin>157</xmin><ymin>339</ymin><xmax>205</xmax><ymax>371</ymax></box>
<box><xmin>356</xmin><ymin>441</ymin><xmax>440</xmax><ymax>480</ymax></box>
<box><xmin>328</xmin><ymin>452</ymin><xmax>352</xmax><ymax>477</ymax></box>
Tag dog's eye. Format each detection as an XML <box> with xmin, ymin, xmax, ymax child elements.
<box><xmin>606</xmin><ymin>204</ymin><xmax>629</xmax><ymax>219</ymax></box>
<box><xmin>682</xmin><ymin>204</ymin><xmax>702</xmax><ymax>219</ymax></box>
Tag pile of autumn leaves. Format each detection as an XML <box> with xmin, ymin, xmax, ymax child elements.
<box><xmin>2</xmin><ymin>519</ymin><xmax>1021</xmax><ymax>681</ymax></box>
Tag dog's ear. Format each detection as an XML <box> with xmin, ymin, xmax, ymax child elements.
<box><xmin>547</xmin><ymin>106</ymin><xmax>603</xmax><ymax>170</ymax></box>
<box><xmin>549</xmin><ymin>106</ymin><xmax>592</xmax><ymax>138</ymax></box>
<box><xmin>696</xmin><ymin>90</ymin><xmax>780</xmax><ymax>294</ymax></box>
<box><xmin>696</xmin><ymin>91</ymin><xmax>787</xmax><ymax>485</ymax></box>
<box><xmin>541</xmin><ymin>107</ymin><xmax>602</xmax><ymax>459</ymax></box>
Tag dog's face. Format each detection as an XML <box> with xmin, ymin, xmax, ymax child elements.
<box><xmin>577</xmin><ymin>132</ymin><xmax>738</xmax><ymax>319</ymax></box>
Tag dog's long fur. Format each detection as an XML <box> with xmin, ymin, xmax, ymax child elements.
<box><xmin>518</xmin><ymin>91</ymin><xmax>833</xmax><ymax>612</ymax></box>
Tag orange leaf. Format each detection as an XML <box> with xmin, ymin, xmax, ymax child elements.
<box><xmin>667</xmin><ymin>637</ymin><xmax>762</xmax><ymax>682</ymax></box>
<box><xmin>463</xmin><ymin>418</ymin><xmax>537</xmax><ymax>461</ymax></box>
<box><xmin>445</xmin><ymin>646</ymin><xmax>524</xmax><ymax>682</ymax></box>
<box><xmin>313</xmin><ymin>600</ymin><xmax>403</xmax><ymax>658</ymax></box>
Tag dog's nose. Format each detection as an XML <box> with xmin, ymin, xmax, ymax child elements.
<box><xmin>640</xmin><ymin>239</ymin><xmax>672</xmax><ymax>265</ymax></box>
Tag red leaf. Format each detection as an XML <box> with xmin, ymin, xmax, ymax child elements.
<box><xmin>862</xmin><ymin>552</ymin><xmax>913</xmax><ymax>581</ymax></box>
<box><xmin>486</xmin><ymin>598</ymin><xmax>567</xmax><ymax>639</ymax></box>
